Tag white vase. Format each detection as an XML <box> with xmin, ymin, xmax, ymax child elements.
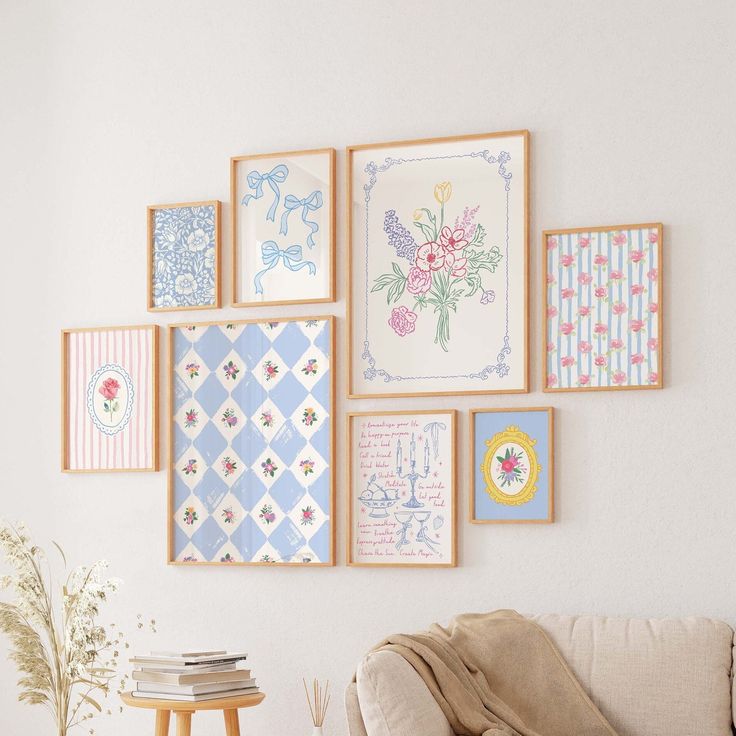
<box><xmin>311</xmin><ymin>727</ymin><xmax>324</xmax><ymax>736</ymax></box>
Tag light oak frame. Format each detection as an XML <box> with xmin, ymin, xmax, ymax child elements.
<box><xmin>346</xmin><ymin>409</ymin><xmax>457</xmax><ymax>568</ymax></box>
<box><xmin>166</xmin><ymin>315</ymin><xmax>336</xmax><ymax>566</ymax></box>
<box><xmin>346</xmin><ymin>130</ymin><xmax>530</xmax><ymax>399</ymax></box>
<box><xmin>469</xmin><ymin>406</ymin><xmax>554</xmax><ymax>524</ymax></box>
<box><xmin>542</xmin><ymin>222</ymin><xmax>664</xmax><ymax>393</ymax></box>
<box><xmin>61</xmin><ymin>324</ymin><xmax>160</xmax><ymax>473</ymax></box>
<box><xmin>230</xmin><ymin>147</ymin><xmax>336</xmax><ymax>308</ymax></box>
<box><xmin>147</xmin><ymin>200</ymin><xmax>222</xmax><ymax>312</ymax></box>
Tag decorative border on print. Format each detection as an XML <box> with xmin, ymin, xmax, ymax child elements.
<box><xmin>61</xmin><ymin>325</ymin><xmax>160</xmax><ymax>473</ymax></box>
<box><xmin>166</xmin><ymin>315</ymin><xmax>336</xmax><ymax>567</ymax></box>
<box><xmin>469</xmin><ymin>407</ymin><xmax>554</xmax><ymax>524</ymax></box>
<box><xmin>147</xmin><ymin>200</ymin><xmax>221</xmax><ymax>313</ymax></box>
<box><xmin>346</xmin><ymin>409</ymin><xmax>457</xmax><ymax>568</ymax></box>
<box><xmin>542</xmin><ymin>223</ymin><xmax>663</xmax><ymax>393</ymax></box>
<box><xmin>347</xmin><ymin>130</ymin><xmax>530</xmax><ymax>398</ymax></box>
<box><xmin>86</xmin><ymin>363</ymin><xmax>135</xmax><ymax>436</ymax></box>
<box><xmin>230</xmin><ymin>148</ymin><xmax>336</xmax><ymax>308</ymax></box>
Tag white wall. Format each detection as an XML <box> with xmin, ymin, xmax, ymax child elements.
<box><xmin>1</xmin><ymin>1</ymin><xmax>735</xmax><ymax>734</ymax></box>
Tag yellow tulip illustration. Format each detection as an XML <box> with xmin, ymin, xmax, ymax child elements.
<box><xmin>413</xmin><ymin>209</ymin><xmax>423</xmax><ymax>221</ymax></box>
<box><xmin>433</xmin><ymin>181</ymin><xmax>452</xmax><ymax>204</ymax></box>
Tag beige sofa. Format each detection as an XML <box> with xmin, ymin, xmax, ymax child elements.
<box><xmin>345</xmin><ymin>614</ymin><xmax>736</xmax><ymax>736</ymax></box>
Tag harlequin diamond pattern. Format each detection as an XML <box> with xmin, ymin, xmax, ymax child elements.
<box><xmin>172</xmin><ymin>319</ymin><xmax>331</xmax><ymax>564</ymax></box>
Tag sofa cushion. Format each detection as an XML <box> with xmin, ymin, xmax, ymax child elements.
<box><xmin>356</xmin><ymin>650</ymin><xmax>453</xmax><ymax>736</ymax></box>
<box><xmin>530</xmin><ymin>614</ymin><xmax>734</xmax><ymax>736</ymax></box>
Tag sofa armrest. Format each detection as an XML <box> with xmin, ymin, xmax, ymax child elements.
<box><xmin>345</xmin><ymin>682</ymin><xmax>368</xmax><ymax>736</ymax></box>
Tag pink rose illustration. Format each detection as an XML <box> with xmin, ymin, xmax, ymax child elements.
<box><xmin>648</xmin><ymin>231</ymin><xmax>658</xmax><ymax>243</ymax></box>
<box><xmin>594</xmin><ymin>356</ymin><xmax>607</xmax><ymax>367</ymax></box>
<box><xmin>647</xmin><ymin>268</ymin><xmax>658</xmax><ymax>281</ymax></box>
<box><xmin>577</xmin><ymin>272</ymin><xmax>592</xmax><ymax>285</ymax></box>
<box><xmin>648</xmin><ymin>302</ymin><xmax>658</xmax><ymax>313</ymax></box>
<box><xmin>99</xmin><ymin>378</ymin><xmax>120</xmax><ymax>400</ymax></box>
<box><xmin>547</xmin><ymin>305</ymin><xmax>558</xmax><ymax>318</ymax></box>
<box><xmin>388</xmin><ymin>306</ymin><xmax>417</xmax><ymax>337</ymax></box>
<box><xmin>630</xmin><ymin>284</ymin><xmax>645</xmax><ymax>296</ymax></box>
<box><xmin>594</xmin><ymin>254</ymin><xmax>608</xmax><ymax>266</ymax></box>
<box><xmin>629</xmin><ymin>319</ymin><xmax>645</xmax><ymax>333</ymax></box>
<box><xmin>648</xmin><ymin>372</ymin><xmax>659</xmax><ymax>384</ymax></box>
<box><xmin>547</xmin><ymin>274</ymin><xmax>557</xmax><ymax>285</ymax></box>
<box><xmin>630</xmin><ymin>250</ymin><xmax>645</xmax><ymax>263</ymax></box>
<box><xmin>578</xmin><ymin>374</ymin><xmax>591</xmax><ymax>385</ymax></box>
<box><xmin>647</xmin><ymin>338</ymin><xmax>658</xmax><ymax>350</ymax></box>
<box><xmin>579</xmin><ymin>340</ymin><xmax>592</xmax><ymax>353</ymax></box>
<box><xmin>609</xmin><ymin>270</ymin><xmax>624</xmax><ymax>280</ymax></box>
<box><xmin>612</xmin><ymin>301</ymin><xmax>627</xmax><ymax>315</ymax></box>
<box><xmin>578</xmin><ymin>237</ymin><xmax>590</xmax><ymax>248</ymax></box>
<box><xmin>593</xmin><ymin>322</ymin><xmax>608</xmax><ymax>335</ymax></box>
<box><xmin>561</xmin><ymin>356</ymin><xmax>575</xmax><ymax>368</ymax></box>
<box><xmin>631</xmin><ymin>353</ymin><xmax>644</xmax><ymax>365</ymax></box>
<box><xmin>578</xmin><ymin>305</ymin><xmax>591</xmax><ymax>317</ymax></box>
<box><xmin>610</xmin><ymin>338</ymin><xmax>624</xmax><ymax>350</ymax></box>
<box><xmin>547</xmin><ymin>374</ymin><xmax>558</xmax><ymax>387</ymax></box>
<box><xmin>560</xmin><ymin>322</ymin><xmax>574</xmax><ymax>336</ymax></box>
<box><xmin>406</xmin><ymin>266</ymin><xmax>432</xmax><ymax>295</ymax></box>
<box><xmin>547</xmin><ymin>237</ymin><xmax>558</xmax><ymax>250</ymax></box>
<box><xmin>594</xmin><ymin>287</ymin><xmax>607</xmax><ymax>298</ymax></box>
<box><xmin>612</xmin><ymin>232</ymin><xmax>627</xmax><ymax>246</ymax></box>
<box><xmin>612</xmin><ymin>370</ymin><xmax>627</xmax><ymax>385</ymax></box>
<box><xmin>561</xmin><ymin>288</ymin><xmax>575</xmax><ymax>299</ymax></box>
<box><xmin>561</xmin><ymin>254</ymin><xmax>575</xmax><ymax>267</ymax></box>
<box><xmin>415</xmin><ymin>241</ymin><xmax>445</xmax><ymax>272</ymax></box>
<box><xmin>547</xmin><ymin>341</ymin><xmax>555</xmax><ymax>352</ymax></box>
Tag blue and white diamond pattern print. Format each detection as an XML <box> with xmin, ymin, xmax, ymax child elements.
<box><xmin>172</xmin><ymin>319</ymin><xmax>332</xmax><ymax>564</ymax></box>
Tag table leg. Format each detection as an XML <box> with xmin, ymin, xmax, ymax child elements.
<box><xmin>224</xmin><ymin>708</ymin><xmax>241</xmax><ymax>736</ymax></box>
<box><xmin>176</xmin><ymin>711</ymin><xmax>193</xmax><ymax>736</ymax></box>
<box><xmin>155</xmin><ymin>709</ymin><xmax>171</xmax><ymax>736</ymax></box>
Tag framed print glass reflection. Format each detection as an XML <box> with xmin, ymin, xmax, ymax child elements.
<box><xmin>147</xmin><ymin>201</ymin><xmax>221</xmax><ymax>311</ymax></box>
<box><xmin>61</xmin><ymin>325</ymin><xmax>159</xmax><ymax>472</ymax></box>
<box><xmin>347</xmin><ymin>410</ymin><xmax>456</xmax><ymax>567</ymax></box>
<box><xmin>348</xmin><ymin>130</ymin><xmax>529</xmax><ymax>397</ymax></box>
<box><xmin>231</xmin><ymin>148</ymin><xmax>335</xmax><ymax>307</ymax></box>
<box><xmin>470</xmin><ymin>407</ymin><xmax>553</xmax><ymax>523</ymax></box>
<box><xmin>544</xmin><ymin>223</ymin><xmax>663</xmax><ymax>392</ymax></box>
<box><xmin>168</xmin><ymin>317</ymin><xmax>334</xmax><ymax>565</ymax></box>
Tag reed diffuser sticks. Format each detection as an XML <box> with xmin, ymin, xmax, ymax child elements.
<box><xmin>303</xmin><ymin>677</ymin><xmax>331</xmax><ymax>727</ymax></box>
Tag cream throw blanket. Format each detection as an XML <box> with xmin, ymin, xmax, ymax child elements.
<box><xmin>370</xmin><ymin>610</ymin><xmax>618</xmax><ymax>736</ymax></box>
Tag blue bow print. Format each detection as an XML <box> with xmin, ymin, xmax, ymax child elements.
<box><xmin>241</xmin><ymin>164</ymin><xmax>289</xmax><ymax>222</ymax></box>
<box><xmin>279</xmin><ymin>190</ymin><xmax>323</xmax><ymax>248</ymax></box>
<box><xmin>253</xmin><ymin>241</ymin><xmax>316</xmax><ymax>294</ymax></box>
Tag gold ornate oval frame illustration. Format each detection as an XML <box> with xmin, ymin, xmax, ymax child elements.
<box><xmin>481</xmin><ymin>425</ymin><xmax>542</xmax><ymax>506</ymax></box>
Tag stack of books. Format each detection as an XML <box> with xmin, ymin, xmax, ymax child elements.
<box><xmin>130</xmin><ymin>650</ymin><xmax>258</xmax><ymax>702</ymax></box>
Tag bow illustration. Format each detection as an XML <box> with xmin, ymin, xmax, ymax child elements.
<box><xmin>253</xmin><ymin>241</ymin><xmax>316</xmax><ymax>295</ymax></box>
<box><xmin>279</xmin><ymin>190</ymin><xmax>323</xmax><ymax>248</ymax></box>
<box><xmin>241</xmin><ymin>164</ymin><xmax>289</xmax><ymax>221</ymax></box>
<box><xmin>423</xmin><ymin>421</ymin><xmax>447</xmax><ymax>460</ymax></box>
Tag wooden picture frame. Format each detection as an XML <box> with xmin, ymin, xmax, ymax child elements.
<box><xmin>167</xmin><ymin>316</ymin><xmax>335</xmax><ymax>566</ymax></box>
<box><xmin>231</xmin><ymin>148</ymin><xmax>336</xmax><ymax>308</ymax></box>
<box><xmin>347</xmin><ymin>409</ymin><xmax>457</xmax><ymax>567</ymax></box>
<box><xmin>147</xmin><ymin>200</ymin><xmax>221</xmax><ymax>312</ymax></box>
<box><xmin>543</xmin><ymin>222</ymin><xmax>663</xmax><ymax>392</ymax></box>
<box><xmin>469</xmin><ymin>407</ymin><xmax>553</xmax><ymax>524</ymax></box>
<box><xmin>347</xmin><ymin>130</ymin><xmax>529</xmax><ymax>398</ymax></box>
<box><xmin>61</xmin><ymin>324</ymin><xmax>159</xmax><ymax>473</ymax></box>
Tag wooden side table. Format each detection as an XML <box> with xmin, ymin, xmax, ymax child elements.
<box><xmin>120</xmin><ymin>691</ymin><xmax>265</xmax><ymax>736</ymax></box>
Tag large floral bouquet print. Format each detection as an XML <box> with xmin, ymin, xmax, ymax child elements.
<box><xmin>371</xmin><ymin>181</ymin><xmax>502</xmax><ymax>352</ymax></box>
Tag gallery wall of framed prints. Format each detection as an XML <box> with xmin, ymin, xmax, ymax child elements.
<box><xmin>60</xmin><ymin>125</ymin><xmax>666</xmax><ymax>569</ymax></box>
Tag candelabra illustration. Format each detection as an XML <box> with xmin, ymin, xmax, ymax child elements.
<box><xmin>396</xmin><ymin>433</ymin><xmax>431</xmax><ymax>509</ymax></box>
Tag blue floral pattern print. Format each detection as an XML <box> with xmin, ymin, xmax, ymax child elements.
<box><xmin>152</xmin><ymin>204</ymin><xmax>217</xmax><ymax>308</ymax></box>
